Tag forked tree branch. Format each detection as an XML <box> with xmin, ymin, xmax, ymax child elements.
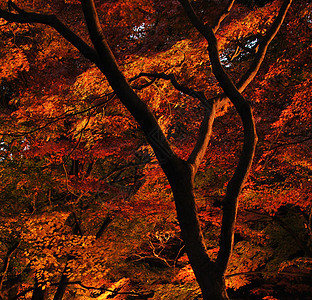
<box><xmin>212</xmin><ymin>0</ymin><xmax>292</xmax><ymax>105</ymax></box>
<box><xmin>179</xmin><ymin>0</ymin><xmax>293</xmax><ymax>175</ymax></box>
<box><xmin>179</xmin><ymin>0</ymin><xmax>292</xmax><ymax>275</ymax></box>
<box><xmin>130</xmin><ymin>71</ymin><xmax>215</xmax><ymax>173</ymax></box>
<box><xmin>179</xmin><ymin>0</ymin><xmax>257</xmax><ymax>275</ymax></box>
<box><xmin>176</xmin><ymin>0</ymin><xmax>223</xmax><ymax>174</ymax></box>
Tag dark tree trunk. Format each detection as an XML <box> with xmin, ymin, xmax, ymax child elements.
<box><xmin>53</xmin><ymin>273</ymin><xmax>68</xmax><ymax>300</ymax></box>
<box><xmin>196</xmin><ymin>269</ymin><xmax>229</xmax><ymax>300</ymax></box>
<box><xmin>164</xmin><ymin>158</ymin><xmax>229</xmax><ymax>300</ymax></box>
<box><xmin>31</xmin><ymin>281</ymin><xmax>47</xmax><ymax>300</ymax></box>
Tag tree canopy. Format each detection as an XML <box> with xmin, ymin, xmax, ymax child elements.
<box><xmin>0</xmin><ymin>0</ymin><xmax>311</xmax><ymax>299</ymax></box>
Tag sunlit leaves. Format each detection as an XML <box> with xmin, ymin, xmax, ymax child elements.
<box><xmin>0</xmin><ymin>0</ymin><xmax>311</xmax><ymax>298</ymax></box>
<box><xmin>0</xmin><ymin>44</ymin><xmax>29</xmax><ymax>80</ymax></box>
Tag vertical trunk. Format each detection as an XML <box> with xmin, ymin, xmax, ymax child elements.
<box><xmin>31</xmin><ymin>280</ymin><xmax>47</xmax><ymax>300</ymax></box>
<box><xmin>190</xmin><ymin>260</ymin><xmax>229</xmax><ymax>300</ymax></box>
<box><xmin>164</xmin><ymin>159</ymin><xmax>229</xmax><ymax>300</ymax></box>
<box><xmin>53</xmin><ymin>273</ymin><xmax>68</xmax><ymax>300</ymax></box>
<box><xmin>167</xmin><ymin>110</ymin><xmax>256</xmax><ymax>300</ymax></box>
<box><xmin>197</xmin><ymin>271</ymin><xmax>228</xmax><ymax>300</ymax></box>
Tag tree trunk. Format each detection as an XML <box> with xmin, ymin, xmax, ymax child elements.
<box><xmin>164</xmin><ymin>158</ymin><xmax>229</xmax><ymax>300</ymax></box>
<box><xmin>53</xmin><ymin>273</ymin><xmax>68</xmax><ymax>300</ymax></box>
<box><xmin>196</xmin><ymin>269</ymin><xmax>229</xmax><ymax>300</ymax></box>
<box><xmin>31</xmin><ymin>280</ymin><xmax>47</xmax><ymax>300</ymax></box>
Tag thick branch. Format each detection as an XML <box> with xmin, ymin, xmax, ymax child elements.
<box><xmin>53</xmin><ymin>271</ymin><xmax>69</xmax><ymax>300</ymax></box>
<box><xmin>81</xmin><ymin>0</ymin><xmax>176</xmax><ymax>166</ymax></box>
<box><xmin>199</xmin><ymin>0</ymin><xmax>292</xmax><ymax>218</ymax></box>
<box><xmin>205</xmin><ymin>22</ymin><xmax>258</xmax><ymax>274</ymax></box>
<box><xmin>188</xmin><ymin>103</ymin><xmax>216</xmax><ymax>173</ymax></box>
<box><xmin>201</xmin><ymin>25</ymin><xmax>258</xmax><ymax>276</ymax></box>
<box><xmin>178</xmin><ymin>0</ymin><xmax>207</xmax><ymax>37</ymax></box>
<box><xmin>0</xmin><ymin>2</ymin><xmax>99</xmax><ymax>63</ymax></box>
<box><xmin>201</xmin><ymin>0</ymin><xmax>293</xmax><ymax>109</ymax></box>
<box><xmin>216</xmin><ymin>107</ymin><xmax>257</xmax><ymax>273</ymax></box>
<box><xmin>95</xmin><ymin>215</ymin><xmax>112</xmax><ymax>239</ymax></box>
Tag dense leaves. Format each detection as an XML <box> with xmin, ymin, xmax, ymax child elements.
<box><xmin>0</xmin><ymin>0</ymin><xmax>311</xmax><ymax>299</ymax></box>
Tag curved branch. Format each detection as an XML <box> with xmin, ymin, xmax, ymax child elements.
<box><xmin>216</xmin><ymin>110</ymin><xmax>257</xmax><ymax>273</ymax></box>
<box><xmin>133</xmin><ymin>72</ymin><xmax>210</xmax><ymax>107</ymax></box>
<box><xmin>130</xmin><ymin>77</ymin><xmax>157</xmax><ymax>90</ymax></box>
<box><xmin>199</xmin><ymin>23</ymin><xmax>258</xmax><ymax>276</ymax></box>
<box><xmin>236</xmin><ymin>0</ymin><xmax>293</xmax><ymax>91</ymax></box>
<box><xmin>211</xmin><ymin>0</ymin><xmax>236</xmax><ymax>33</ymax></box>
<box><xmin>0</xmin><ymin>1</ymin><xmax>99</xmax><ymax>63</ymax></box>
<box><xmin>205</xmin><ymin>25</ymin><xmax>258</xmax><ymax>273</ymax></box>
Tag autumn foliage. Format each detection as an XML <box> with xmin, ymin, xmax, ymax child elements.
<box><xmin>0</xmin><ymin>0</ymin><xmax>311</xmax><ymax>299</ymax></box>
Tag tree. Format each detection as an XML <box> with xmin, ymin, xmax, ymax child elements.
<box><xmin>0</xmin><ymin>0</ymin><xmax>296</xmax><ymax>298</ymax></box>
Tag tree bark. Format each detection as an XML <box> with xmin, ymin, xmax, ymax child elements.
<box><xmin>31</xmin><ymin>279</ymin><xmax>47</xmax><ymax>300</ymax></box>
<box><xmin>52</xmin><ymin>274</ymin><xmax>68</xmax><ymax>300</ymax></box>
<box><xmin>163</xmin><ymin>158</ymin><xmax>229</xmax><ymax>299</ymax></box>
<box><xmin>196</xmin><ymin>270</ymin><xmax>228</xmax><ymax>300</ymax></box>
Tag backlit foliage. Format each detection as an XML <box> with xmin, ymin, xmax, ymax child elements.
<box><xmin>0</xmin><ymin>0</ymin><xmax>311</xmax><ymax>299</ymax></box>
